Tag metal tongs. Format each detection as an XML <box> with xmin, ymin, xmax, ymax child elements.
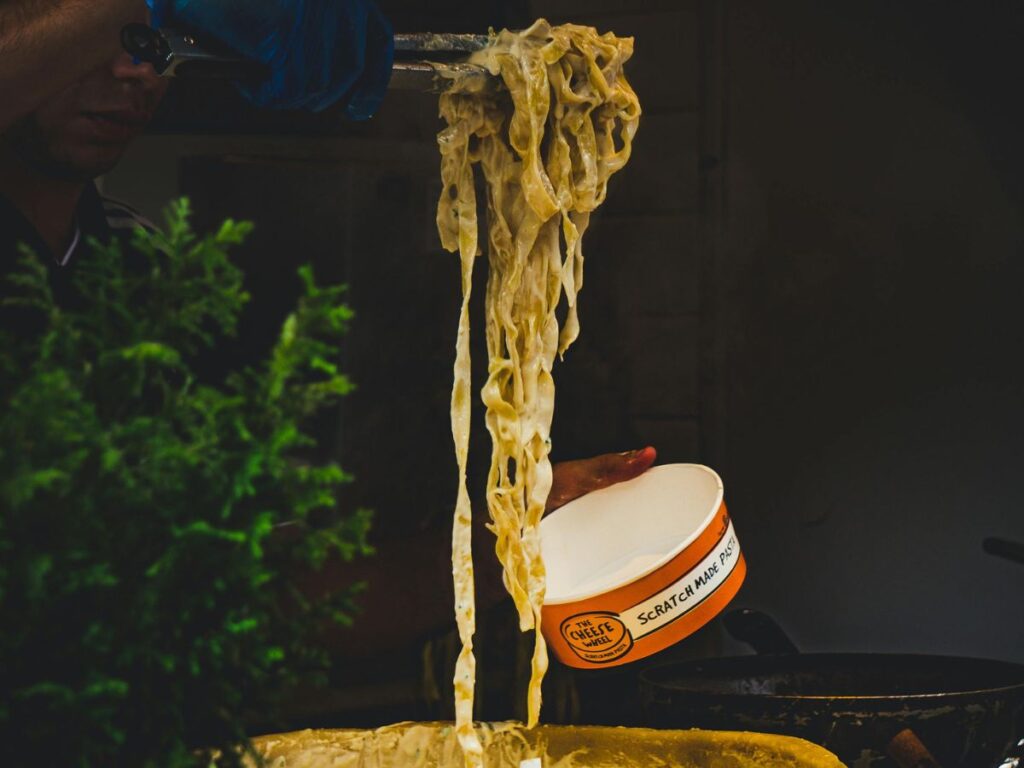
<box><xmin>120</xmin><ymin>24</ymin><xmax>493</xmax><ymax>94</ymax></box>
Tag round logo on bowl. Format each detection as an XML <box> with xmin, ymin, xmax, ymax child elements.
<box><xmin>559</xmin><ymin>611</ymin><xmax>634</xmax><ymax>664</ymax></box>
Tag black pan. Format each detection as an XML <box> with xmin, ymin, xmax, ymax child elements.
<box><xmin>639</xmin><ymin>610</ymin><xmax>1024</xmax><ymax>767</ymax></box>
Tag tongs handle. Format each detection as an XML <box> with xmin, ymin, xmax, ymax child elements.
<box><xmin>394</xmin><ymin>33</ymin><xmax>490</xmax><ymax>56</ymax></box>
<box><xmin>121</xmin><ymin>24</ymin><xmax>492</xmax><ymax>93</ymax></box>
<box><xmin>983</xmin><ymin>537</ymin><xmax>1024</xmax><ymax>566</ymax></box>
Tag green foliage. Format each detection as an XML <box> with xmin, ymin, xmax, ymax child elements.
<box><xmin>0</xmin><ymin>199</ymin><xmax>371</xmax><ymax>766</ymax></box>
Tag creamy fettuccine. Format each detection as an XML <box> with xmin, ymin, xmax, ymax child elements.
<box><xmin>436</xmin><ymin>20</ymin><xmax>640</xmax><ymax>767</ymax></box>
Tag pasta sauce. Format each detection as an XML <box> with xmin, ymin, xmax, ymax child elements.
<box><xmin>436</xmin><ymin>20</ymin><xmax>640</xmax><ymax>767</ymax></box>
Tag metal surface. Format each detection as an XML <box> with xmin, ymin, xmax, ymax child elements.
<box><xmin>122</xmin><ymin>24</ymin><xmax>493</xmax><ymax>92</ymax></box>
<box><xmin>389</xmin><ymin>61</ymin><xmax>494</xmax><ymax>94</ymax></box>
<box><xmin>393</xmin><ymin>32</ymin><xmax>490</xmax><ymax>55</ymax></box>
<box><xmin>640</xmin><ymin>652</ymin><xmax>1024</xmax><ymax>767</ymax></box>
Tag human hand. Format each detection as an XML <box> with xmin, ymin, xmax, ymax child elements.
<box><xmin>146</xmin><ymin>0</ymin><xmax>393</xmax><ymax>117</ymax></box>
<box><xmin>547</xmin><ymin>446</ymin><xmax>657</xmax><ymax>513</ymax></box>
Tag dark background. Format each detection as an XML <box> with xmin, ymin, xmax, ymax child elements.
<box><xmin>103</xmin><ymin>0</ymin><xmax>1024</xmax><ymax>722</ymax></box>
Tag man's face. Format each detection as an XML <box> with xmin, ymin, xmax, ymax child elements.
<box><xmin>5</xmin><ymin>51</ymin><xmax>169</xmax><ymax>182</ymax></box>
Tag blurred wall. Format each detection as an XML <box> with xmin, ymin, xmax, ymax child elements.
<box><xmin>708</xmin><ymin>0</ymin><xmax>1024</xmax><ymax>662</ymax></box>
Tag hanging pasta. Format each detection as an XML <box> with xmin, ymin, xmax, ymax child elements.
<box><xmin>436</xmin><ymin>20</ymin><xmax>640</xmax><ymax>767</ymax></box>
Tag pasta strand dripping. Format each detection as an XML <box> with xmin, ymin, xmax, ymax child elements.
<box><xmin>437</xmin><ymin>20</ymin><xmax>640</xmax><ymax>765</ymax></box>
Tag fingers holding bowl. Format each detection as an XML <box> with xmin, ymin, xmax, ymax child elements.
<box><xmin>547</xmin><ymin>446</ymin><xmax>657</xmax><ymax>513</ymax></box>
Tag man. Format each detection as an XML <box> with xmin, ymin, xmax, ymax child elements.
<box><xmin>0</xmin><ymin>0</ymin><xmax>393</xmax><ymax>279</ymax></box>
<box><xmin>1</xmin><ymin>9</ymin><xmax>166</xmax><ymax>290</ymax></box>
<box><xmin>0</xmin><ymin>0</ymin><xmax>657</xmax><ymax>655</ymax></box>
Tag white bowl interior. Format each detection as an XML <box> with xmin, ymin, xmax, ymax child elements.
<box><xmin>540</xmin><ymin>464</ymin><xmax>723</xmax><ymax>604</ymax></box>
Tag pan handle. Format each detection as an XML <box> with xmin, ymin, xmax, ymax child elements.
<box><xmin>995</xmin><ymin>737</ymin><xmax>1024</xmax><ymax>767</ymax></box>
<box><xmin>724</xmin><ymin>609</ymin><xmax>954</xmax><ymax>767</ymax></box>
<box><xmin>886</xmin><ymin>728</ymin><xmax>943</xmax><ymax>768</ymax></box>
<box><xmin>983</xmin><ymin>537</ymin><xmax>1024</xmax><ymax>566</ymax></box>
<box><xmin>722</xmin><ymin>608</ymin><xmax>800</xmax><ymax>654</ymax></box>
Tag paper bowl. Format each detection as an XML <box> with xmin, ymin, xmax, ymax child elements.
<box><xmin>540</xmin><ymin>464</ymin><xmax>746</xmax><ymax>669</ymax></box>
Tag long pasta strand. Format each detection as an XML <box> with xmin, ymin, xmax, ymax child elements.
<box><xmin>437</xmin><ymin>20</ymin><xmax>640</xmax><ymax>764</ymax></box>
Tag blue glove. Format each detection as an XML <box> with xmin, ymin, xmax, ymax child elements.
<box><xmin>146</xmin><ymin>0</ymin><xmax>394</xmax><ymax>119</ymax></box>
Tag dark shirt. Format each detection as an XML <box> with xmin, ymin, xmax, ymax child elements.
<box><xmin>0</xmin><ymin>183</ymin><xmax>153</xmax><ymax>321</ymax></box>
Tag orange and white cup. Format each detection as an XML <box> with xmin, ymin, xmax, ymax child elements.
<box><xmin>540</xmin><ymin>464</ymin><xmax>746</xmax><ymax>669</ymax></box>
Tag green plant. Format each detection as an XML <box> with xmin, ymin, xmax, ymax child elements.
<box><xmin>0</xmin><ymin>199</ymin><xmax>372</xmax><ymax>766</ymax></box>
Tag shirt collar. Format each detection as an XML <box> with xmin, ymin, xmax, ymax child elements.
<box><xmin>0</xmin><ymin>181</ymin><xmax>111</xmax><ymax>268</ymax></box>
<box><xmin>73</xmin><ymin>182</ymin><xmax>113</xmax><ymax>255</ymax></box>
<box><xmin>58</xmin><ymin>222</ymin><xmax>82</xmax><ymax>267</ymax></box>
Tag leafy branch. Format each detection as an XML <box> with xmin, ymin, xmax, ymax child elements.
<box><xmin>0</xmin><ymin>199</ymin><xmax>370</xmax><ymax>766</ymax></box>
